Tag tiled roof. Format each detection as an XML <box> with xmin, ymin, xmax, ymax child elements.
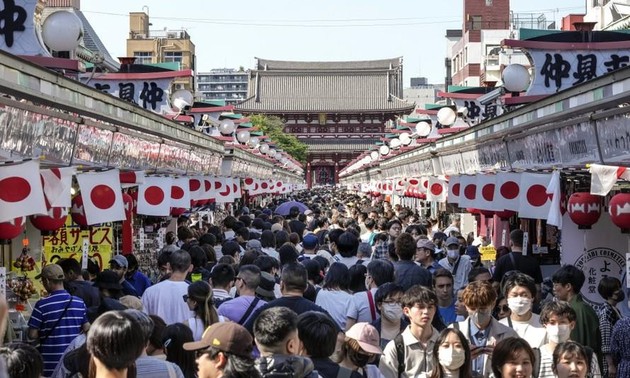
<box><xmin>237</xmin><ymin>73</ymin><xmax>414</xmax><ymax>113</ymax></box>
<box><xmin>304</xmin><ymin>139</ymin><xmax>379</xmax><ymax>152</ymax></box>
<box><xmin>236</xmin><ymin>58</ymin><xmax>414</xmax><ymax>114</ymax></box>
<box><xmin>255</xmin><ymin>58</ymin><xmax>402</xmax><ymax>71</ymax></box>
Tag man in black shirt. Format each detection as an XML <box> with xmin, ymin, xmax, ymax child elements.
<box><xmin>244</xmin><ymin>263</ymin><xmax>336</xmax><ymax>333</ymax></box>
<box><xmin>492</xmin><ymin>229</ymin><xmax>543</xmax><ymax>291</ymax></box>
<box><xmin>288</xmin><ymin>206</ymin><xmax>306</xmax><ymax>241</ymax></box>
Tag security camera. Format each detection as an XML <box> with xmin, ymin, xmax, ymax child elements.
<box><xmin>477</xmin><ymin>87</ymin><xmax>505</xmax><ymax>106</ymax></box>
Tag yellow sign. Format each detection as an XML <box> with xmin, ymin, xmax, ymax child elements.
<box><xmin>480</xmin><ymin>245</ymin><xmax>496</xmax><ymax>261</ymax></box>
<box><xmin>42</xmin><ymin>218</ymin><xmax>113</xmax><ymax>271</ymax></box>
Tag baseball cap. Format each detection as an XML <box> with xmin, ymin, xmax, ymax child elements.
<box><xmin>417</xmin><ymin>239</ymin><xmax>436</xmax><ymax>250</ymax></box>
<box><xmin>35</xmin><ymin>264</ymin><xmax>65</xmax><ymax>280</ymax></box>
<box><xmin>445</xmin><ymin>237</ymin><xmax>460</xmax><ymax>247</ymax></box>
<box><xmin>466</xmin><ymin>245</ymin><xmax>481</xmax><ymax>260</ymax></box>
<box><xmin>304</xmin><ymin>209</ymin><xmax>313</xmax><ymax>216</ymax></box>
<box><xmin>302</xmin><ymin>234</ymin><xmax>319</xmax><ymax>249</ymax></box>
<box><xmin>246</xmin><ymin>239</ymin><xmax>262</xmax><ymax>252</ymax></box>
<box><xmin>109</xmin><ymin>255</ymin><xmax>128</xmax><ymax>269</ymax></box>
<box><xmin>183</xmin><ymin>322</ymin><xmax>253</xmax><ymax>357</ymax></box>
<box><xmin>345</xmin><ymin>323</ymin><xmax>383</xmax><ymax>355</ymax></box>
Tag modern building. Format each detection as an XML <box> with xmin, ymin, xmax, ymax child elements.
<box><xmin>197</xmin><ymin>69</ymin><xmax>248</xmax><ymax>105</ymax></box>
<box><xmin>126</xmin><ymin>12</ymin><xmax>196</xmax><ymax>91</ymax></box>
<box><xmin>236</xmin><ymin>58</ymin><xmax>415</xmax><ymax>187</ymax></box>
<box><xmin>584</xmin><ymin>0</ymin><xmax>630</xmax><ymax>30</ymax></box>
<box><xmin>403</xmin><ymin>77</ymin><xmax>442</xmax><ymax>111</ymax></box>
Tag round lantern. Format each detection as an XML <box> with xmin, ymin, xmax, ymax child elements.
<box><xmin>70</xmin><ymin>194</ymin><xmax>88</xmax><ymax>227</ymax></box>
<box><xmin>495</xmin><ymin>210</ymin><xmax>517</xmax><ymax>220</ymax></box>
<box><xmin>609</xmin><ymin>193</ymin><xmax>630</xmax><ymax>233</ymax></box>
<box><xmin>567</xmin><ymin>192</ymin><xmax>602</xmax><ymax>229</ymax></box>
<box><xmin>0</xmin><ymin>217</ymin><xmax>26</xmax><ymax>242</ymax></box>
<box><xmin>30</xmin><ymin>207</ymin><xmax>68</xmax><ymax>233</ymax></box>
<box><xmin>480</xmin><ymin>209</ymin><xmax>495</xmax><ymax>217</ymax></box>
<box><xmin>122</xmin><ymin>193</ymin><xmax>133</xmax><ymax>221</ymax></box>
<box><xmin>466</xmin><ymin>208</ymin><xmax>481</xmax><ymax>215</ymax></box>
<box><xmin>171</xmin><ymin>207</ymin><xmax>187</xmax><ymax>217</ymax></box>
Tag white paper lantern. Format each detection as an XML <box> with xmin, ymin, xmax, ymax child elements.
<box><xmin>437</xmin><ymin>107</ymin><xmax>457</xmax><ymax>126</ymax></box>
<box><xmin>259</xmin><ymin>143</ymin><xmax>270</xmax><ymax>154</ymax></box>
<box><xmin>379</xmin><ymin>145</ymin><xmax>390</xmax><ymax>156</ymax></box>
<box><xmin>390</xmin><ymin>138</ymin><xmax>402</xmax><ymax>149</ymax></box>
<box><xmin>236</xmin><ymin>130</ymin><xmax>251</xmax><ymax>144</ymax></box>
<box><xmin>171</xmin><ymin>89</ymin><xmax>194</xmax><ymax>112</ymax></box>
<box><xmin>416</xmin><ymin>121</ymin><xmax>432</xmax><ymax>137</ymax></box>
<box><xmin>502</xmin><ymin>64</ymin><xmax>531</xmax><ymax>93</ymax></box>
<box><xmin>399</xmin><ymin>132</ymin><xmax>411</xmax><ymax>145</ymax></box>
<box><xmin>248</xmin><ymin>136</ymin><xmax>260</xmax><ymax>148</ymax></box>
<box><xmin>42</xmin><ymin>11</ymin><xmax>83</xmax><ymax>51</ymax></box>
<box><xmin>219</xmin><ymin>119</ymin><xmax>236</xmax><ymax>135</ymax></box>
<box><xmin>370</xmin><ymin>151</ymin><xmax>379</xmax><ymax>161</ymax></box>
<box><xmin>267</xmin><ymin>148</ymin><xmax>276</xmax><ymax>156</ymax></box>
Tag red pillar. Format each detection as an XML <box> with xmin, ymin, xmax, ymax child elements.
<box><xmin>306</xmin><ymin>162</ymin><xmax>312</xmax><ymax>188</ymax></box>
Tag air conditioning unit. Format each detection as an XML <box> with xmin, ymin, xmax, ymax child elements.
<box><xmin>167</xmin><ymin>32</ymin><xmax>178</xmax><ymax>39</ymax></box>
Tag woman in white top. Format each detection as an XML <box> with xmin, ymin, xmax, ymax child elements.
<box><xmin>419</xmin><ymin>328</ymin><xmax>473</xmax><ymax>378</ymax></box>
<box><xmin>184</xmin><ymin>281</ymin><xmax>223</xmax><ymax>341</ymax></box>
<box><xmin>315</xmin><ymin>262</ymin><xmax>353</xmax><ymax>330</ymax></box>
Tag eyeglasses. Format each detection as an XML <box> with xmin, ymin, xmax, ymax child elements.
<box><xmin>183</xmin><ymin>295</ymin><xmax>189</xmax><ymax>302</ymax></box>
<box><xmin>496</xmin><ymin>305</ymin><xmax>510</xmax><ymax>313</ymax></box>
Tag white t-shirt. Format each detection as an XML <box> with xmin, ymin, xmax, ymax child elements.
<box><xmin>303</xmin><ymin>249</ymin><xmax>335</xmax><ymax>266</ymax></box>
<box><xmin>499</xmin><ymin>313</ymin><xmax>547</xmax><ymax>348</ymax></box>
<box><xmin>142</xmin><ymin>280</ymin><xmax>193</xmax><ymax>325</ymax></box>
<box><xmin>334</xmin><ymin>255</ymin><xmax>369</xmax><ymax>268</ymax></box>
<box><xmin>187</xmin><ymin>316</ymin><xmax>226</xmax><ymax>341</ymax></box>
<box><xmin>315</xmin><ymin>289</ymin><xmax>353</xmax><ymax>330</ymax></box>
<box><xmin>262</xmin><ymin>247</ymin><xmax>280</xmax><ymax>261</ymax></box>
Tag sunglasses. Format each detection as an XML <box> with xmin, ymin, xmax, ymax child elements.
<box><xmin>183</xmin><ymin>295</ymin><xmax>189</xmax><ymax>302</ymax></box>
<box><xmin>496</xmin><ymin>305</ymin><xmax>510</xmax><ymax>313</ymax></box>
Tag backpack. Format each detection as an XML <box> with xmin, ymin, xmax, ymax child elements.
<box><xmin>256</xmin><ymin>355</ymin><xmax>319</xmax><ymax>378</ymax></box>
<box><xmin>394</xmin><ymin>334</ymin><xmax>405</xmax><ymax>378</ymax></box>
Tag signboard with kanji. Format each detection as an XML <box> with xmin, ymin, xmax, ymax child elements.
<box><xmin>42</xmin><ymin>218</ymin><xmax>113</xmax><ymax>271</ymax></box>
<box><xmin>479</xmin><ymin>245</ymin><xmax>496</xmax><ymax>261</ymax></box>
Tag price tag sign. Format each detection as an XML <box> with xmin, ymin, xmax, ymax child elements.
<box><xmin>501</xmin><ymin>229</ymin><xmax>507</xmax><ymax>246</ymax></box>
<box><xmin>157</xmin><ymin>228</ymin><xmax>166</xmax><ymax>250</ymax></box>
<box><xmin>138</xmin><ymin>228</ymin><xmax>145</xmax><ymax>251</ymax></box>
<box><xmin>523</xmin><ymin>232</ymin><xmax>529</xmax><ymax>256</ymax></box>
<box><xmin>480</xmin><ymin>246</ymin><xmax>496</xmax><ymax>261</ymax></box>
<box><xmin>82</xmin><ymin>237</ymin><xmax>89</xmax><ymax>270</ymax></box>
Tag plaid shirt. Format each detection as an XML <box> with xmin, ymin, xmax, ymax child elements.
<box><xmin>372</xmin><ymin>242</ymin><xmax>390</xmax><ymax>260</ymax></box>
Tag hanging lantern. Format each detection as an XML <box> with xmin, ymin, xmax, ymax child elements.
<box><xmin>495</xmin><ymin>210</ymin><xmax>517</xmax><ymax>220</ymax></box>
<box><xmin>122</xmin><ymin>193</ymin><xmax>133</xmax><ymax>221</ymax></box>
<box><xmin>567</xmin><ymin>192</ymin><xmax>602</xmax><ymax>229</ymax></box>
<box><xmin>171</xmin><ymin>207</ymin><xmax>187</xmax><ymax>217</ymax></box>
<box><xmin>609</xmin><ymin>193</ymin><xmax>630</xmax><ymax>233</ymax></box>
<box><xmin>480</xmin><ymin>209</ymin><xmax>495</xmax><ymax>217</ymax></box>
<box><xmin>30</xmin><ymin>206</ymin><xmax>68</xmax><ymax>233</ymax></box>
<box><xmin>466</xmin><ymin>208</ymin><xmax>480</xmax><ymax>215</ymax></box>
<box><xmin>0</xmin><ymin>217</ymin><xmax>26</xmax><ymax>242</ymax></box>
<box><xmin>70</xmin><ymin>194</ymin><xmax>88</xmax><ymax>227</ymax></box>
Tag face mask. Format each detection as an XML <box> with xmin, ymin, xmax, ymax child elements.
<box><xmin>350</xmin><ymin>351</ymin><xmax>371</xmax><ymax>367</ymax></box>
<box><xmin>471</xmin><ymin>310</ymin><xmax>492</xmax><ymax>326</ymax></box>
<box><xmin>438</xmin><ymin>347</ymin><xmax>466</xmax><ymax>370</ymax></box>
<box><xmin>382</xmin><ymin>303</ymin><xmax>403</xmax><ymax>321</ymax></box>
<box><xmin>507</xmin><ymin>297</ymin><xmax>532</xmax><ymax>316</ymax></box>
<box><xmin>546</xmin><ymin>324</ymin><xmax>571</xmax><ymax>344</ymax></box>
<box><xmin>447</xmin><ymin>249</ymin><xmax>459</xmax><ymax>260</ymax></box>
<box><xmin>615</xmin><ymin>291</ymin><xmax>626</xmax><ymax>302</ymax></box>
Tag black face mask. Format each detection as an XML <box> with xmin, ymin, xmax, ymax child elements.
<box><xmin>350</xmin><ymin>352</ymin><xmax>371</xmax><ymax>367</ymax></box>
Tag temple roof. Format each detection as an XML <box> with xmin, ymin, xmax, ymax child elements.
<box><xmin>237</xmin><ymin>58</ymin><xmax>414</xmax><ymax>114</ymax></box>
<box><xmin>304</xmin><ymin>139</ymin><xmax>379</xmax><ymax>152</ymax></box>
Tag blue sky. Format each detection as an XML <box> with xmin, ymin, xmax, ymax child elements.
<box><xmin>80</xmin><ymin>0</ymin><xmax>586</xmax><ymax>85</ymax></box>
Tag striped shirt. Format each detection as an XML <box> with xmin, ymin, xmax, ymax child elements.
<box><xmin>27</xmin><ymin>290</ymin><xmax>88</xmax><ymax>377</ymax></box>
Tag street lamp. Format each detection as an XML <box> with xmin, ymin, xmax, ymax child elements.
<box><xmin>42</xmin><ymin>11</ymin><xmax>83</xmax><ymax>52</ymax></box>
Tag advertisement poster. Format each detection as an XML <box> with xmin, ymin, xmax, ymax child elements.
<box><xmin>561</xmin><ymin>212</ymin><xmax>627</xmax><ymax>306</ymax></box>
<box><xmin>42</xmin><ymin>218</ymin><xmax>113</xmax><ymax>271</ymax></box>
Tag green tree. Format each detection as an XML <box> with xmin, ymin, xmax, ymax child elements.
<box><xmin>250</xmin><ymin>114</ymin><xmax>308</xmax><ymax>164</ymax></box>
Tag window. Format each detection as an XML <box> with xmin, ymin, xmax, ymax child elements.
<box><xmin>471</xmin><ymin>15</ymin><xmax>482</xmax><ymax>30</ymax></box>
<box><xmin>164</xmin><ymin>51</ymin><xmax>183</xmax><ymax>63</ymax></box>
<box><xmin>133</xmin><ymin>51</ymin><xmax>152</xmax><ymax>64</ymax></box>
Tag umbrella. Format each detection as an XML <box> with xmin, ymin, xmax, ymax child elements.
<box><xmin>274</xmin><ymin>201</ymin><xmax>309</xmax><ymax>216</ymax></box>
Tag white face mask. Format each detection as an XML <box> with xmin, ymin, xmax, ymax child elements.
<box><xmin>447</xmin><ymin>248</ymin><xmax>460</xmax><ymax>260</ymax></box>
<box><xmin>382</xmin><ymin>303</ymin><xmax>403</xmax><ymax>321</ymax></box>
<box><xmin>438</xmin><ymin>347</ymin><xmax>466</xmax><ymax>370</ymax></box>
<box><xmin>471</xmin><ymin>309</ymin><xmax>493</xmax><ymax>327</ymax></box>
<box><xmin>546</xmin><ymin>324</ymin><xmax>571</xmax><ymax>344</ymax></box>
<box><xmin>507</xmin><ymin>297</ymin><xmax>532</xmax><ymax>316</ymax></box>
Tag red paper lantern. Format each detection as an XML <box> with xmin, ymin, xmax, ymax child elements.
<box><xmin>466</xmin><ymin>208</ymin><xmax>481</xmax><ymax>215</ymax></box>
<box><xmin>480</xmin><ymin>209</ymin><xmax>495</xmax><ymax>217</ymax></box>
<box><xmin>495</xmin><ymin>210</ymin><xmax>517</xmax><ymax>220</ymax></box>
<box><xmin>70</xmin><ymin>194</ymin><xmax>88</xmax><ymax>227</ymax></box>
<box><xmin>171</xmin><ymin>207</ymin><xmax>187</xmax><ymax>217</ymax></box>
<box><xmin>0</xmin><ymin>217</ymin><xmax>25</xmax><ymax>241</ymax></box>
<box><xmin>122</xmin><ymin>193</ymin><xmax>133</xmax><ymax>221</ymax></box>
<box><xmin>567</xmin><ymin>192</ymin><xmax>602</xmax><ymax>229</ymax></box>
<box><xmin>30</xmin><ymin>207</ymin><xmax>68</xmax><ymax>232</ymax></box>
<box><xmin>609</xmin><ymin>193</ymin><xmax>630</xmax><ymax>233</ymax></box>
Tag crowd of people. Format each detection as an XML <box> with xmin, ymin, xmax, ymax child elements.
<box><xmin>2</xmin><ymin>188</ymin><xmax>628</xmax><ymax>378</ymax></box>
